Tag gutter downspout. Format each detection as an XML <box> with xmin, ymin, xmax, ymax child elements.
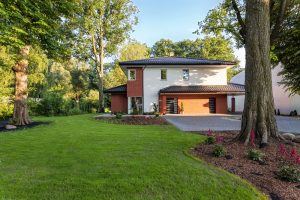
<box><xmin>142</xmin><ymin>65</ymin><xmax>146</xmax><ymax>114</ymax></box>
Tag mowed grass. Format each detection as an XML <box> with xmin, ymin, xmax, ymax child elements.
<box><xmin>0</xmin><ymin>115</ymin><xmax>265</xmax><ymax>200</ymax></box>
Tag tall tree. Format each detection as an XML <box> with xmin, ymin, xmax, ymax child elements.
<box><xmin>119</xmin><ymin>41</ymin><xmax>150</xmax><ymax>61</ymax></box>
<box><xmin>242</xmin><ymin>0</ymin><xmax>277</xmax><ymax>145</ymax></box>
<box><xmin>197</xmin><ymin>0</ymin><xmax>294</xmax><ymax>145</ymax></box>
<box><xmin>79</xmin><ymin>0</ymin><xmax>138</xmax><ymax>112</ymax></box>
<box><xmin>151</xmin><ymin>39</ymin><xmax>175</xmax><ymax>57</ymax></box>
<box><xmin>0</xmin><ymin>0</ymin><xmax>78</xmax><ymax>125</ymax></box>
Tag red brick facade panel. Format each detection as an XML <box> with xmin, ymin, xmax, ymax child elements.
<box><xmin>111</xmin><ymin>94</ymin><xmax>128</xmax><ymax>113</ymax></box>
<box><xmin>127</xmin><ymin>68</ymin><xmax>143</xmax><ymax>97</ymax></box>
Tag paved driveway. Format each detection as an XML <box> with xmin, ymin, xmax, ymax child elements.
<box><xmin>164</xmin><ymin>114</ymin><xmax>300</xmax><ymax>134</ymax></box>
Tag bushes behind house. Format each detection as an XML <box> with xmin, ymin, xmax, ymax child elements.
<box><xmin>27</xmin><ymin>92</ymin><xmax>99</xmax><ymax>117</ymax></box>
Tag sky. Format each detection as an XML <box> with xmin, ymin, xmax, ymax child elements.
<box><xmin>130</xmin><ymin>0</ymin><xmax>245</xmax><ymax>68</ymax></box>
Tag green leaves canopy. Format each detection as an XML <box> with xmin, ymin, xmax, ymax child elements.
<box><xmin>0</xmin><ymin>0</ymin><xmax>78</xmax><ymax>59</ymax></box>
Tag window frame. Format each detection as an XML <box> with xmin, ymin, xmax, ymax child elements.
<box><xmin>160</xmin><ymin>69</ymin><xmax>167</xmax><ymax>80</ymax></box>
<box><xmin>128</xmin><ymin>69</ymin><xmax>136</xmax><ymax>81</ymax></box>
<box><xmin>182</xmin><ymin>69</ymin><xmax>189</xmax><ymax>81</ymax></box>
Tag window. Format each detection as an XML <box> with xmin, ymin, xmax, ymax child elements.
<box><xmin>161</xmin><ymin>69</ymin><xmax>167</xmax><ymax>80</ymax></box>
<box><xmin>128</xmin><ymin>69</ymin><xmax>136</xmax><ymax>80</ymax></box>
<box><xmin>183</xmin><ymin>69</ymin><xmax>189</xmax><ymax>80</ymax></box>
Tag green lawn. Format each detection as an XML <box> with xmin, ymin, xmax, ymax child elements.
<box><xmin>0</xmin><ymin>115</ymin><xmax>265</xmax><ymax>200</ymax></box>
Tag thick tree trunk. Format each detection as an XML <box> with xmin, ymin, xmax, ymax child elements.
<box><xmin>12</xmin><ymin>45</ymin><xmax>32</xmax><ymax>125</ymax></box>
<box><xmin>239</xmin><ymin>0</ymin><xmax>279</xmax><ymax>145</ymax></box>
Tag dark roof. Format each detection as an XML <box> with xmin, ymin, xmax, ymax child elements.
<box><xmin>159</xmin><ymin>84</ymin><xmax>245</xmax><ymax>94</ymax></box>
<box><xmin>119</xmin><ymin>57</ymin><xmax>236</xmax><ymax>66</ymax></box>
<box><xmin>104</xmin><ymin>84</ymin><xmax>127</xmax><ymax>93</ymax></box>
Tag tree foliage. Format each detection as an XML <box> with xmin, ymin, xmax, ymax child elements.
<box><xmin>78</xmin><ymin>0</ymin><xmax>138</xmax><ymax>111</ymax></box>
<box><xmin>151</xmin><ymin>39</ymin><xmax>175</xmax><ymax>57</ymax></box>
<box><xmin>151</xmin><ymin>37</ymin><xmax>240</xmax><ymax>80</ymax></box>
<box><xmin>0</xmin><ymin>0</ymin><xmax>78</xmax><ymax>59</ymax></box>
<box><xmin>119</xmin><ymin>41</ymin><xmax>150</xmax><ymax>61</ymax></box>
<box><xmin>197</xmin><ymin>0</ymin><xmax>300</xmax><ymax>94</ymax></box>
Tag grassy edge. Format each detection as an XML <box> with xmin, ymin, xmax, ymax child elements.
<box><xmin>182</xmin><ymin>147</ymin><xmax>269</xmax><ymax>200</ymax></box>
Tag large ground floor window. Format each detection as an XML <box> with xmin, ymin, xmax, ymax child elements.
<box><xmin>128</xmin><ymin>97</ymin><xmax>143</xmax><ymax>114</ymax></box>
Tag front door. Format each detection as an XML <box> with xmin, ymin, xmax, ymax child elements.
<box><xmin>166</xmin><ymin>98</ymin><xmax>178</xmax><ymax>114</ymax></box>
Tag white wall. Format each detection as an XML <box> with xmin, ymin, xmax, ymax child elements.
<box><xmin>143</xmin><ymin>65</ymin><xmax>228</xmax><ymax>112</ymax></box>
<box><xmin>228</xmin><ymin>64</ymin><xmax>300</xmax><ymax>115</ymax></box>
<box><xmin>227</xmin><ymin>71</ymin><xmax>245</xmax><ymax>112</ymax></box>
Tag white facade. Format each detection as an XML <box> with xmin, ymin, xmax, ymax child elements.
<box><xmin>228</xmin><ymin>64</ymin><xmax>300</xmax><ymax>115</ymax></box>
<box><xmin>143</xmin><ymin>65</ymin><xmax>228</xmax><ymax>112</ymax></box>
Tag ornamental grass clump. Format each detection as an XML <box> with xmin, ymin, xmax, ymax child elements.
<box><xmin>248</xmin><ymin>149</ymin><xmax>265</xmax><ymax>162</ymax></box>
<box><xmin>277</xmin><ymin>165</ymin><xmax>300</xmax><ymax>182</ymax></box>
<box><xmin>212</xmin><ymin>144</ymin><xmax>226</xmax><ymax>157</ymax></box>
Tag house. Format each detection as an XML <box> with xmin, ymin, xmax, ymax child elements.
<box><xmin>228</xmin><ymin>63</ymin><xmax>300</xmax><ymax>115</ymax></box>
<box><xmin>104</xmin><ymin>57</ymin><xmax>245</xmax><ymax>115</ymax></box>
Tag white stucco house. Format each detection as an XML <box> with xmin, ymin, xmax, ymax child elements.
<box><xmin>104</xmin><ymin>57</ymin><xmax>245</xmax><ymax>114</ymax></box>
<box><xmin>228</xmin><ymin>63</ymin><xmax>300</xmax><ymax>115</ymax></box>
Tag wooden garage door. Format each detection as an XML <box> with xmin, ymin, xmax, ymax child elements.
<box><xmin>180</xmin><ymin>98</ymin><xmax>209</xmax><ymax>114</ymax></box>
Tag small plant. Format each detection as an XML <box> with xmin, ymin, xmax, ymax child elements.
<box><xmin>152</xmin><ymin>102</ymin><xmax>158</xmax><ymax>113</ymax></box>
<box><xmin>278</xmin><ymin>143</ymin><xmax>287</xmax><ymax>157</ymax></box>
<box><xmin>215</xmin><ymin>135</ymin><xmax>224</xmax><ymax>144</ymax></box>
<box><xmin>207</xmin><ymin>129</ymin><xmax>213</xmax><ymax>136</ymax></box>
<box><xmin>212</xmin><ymin>144</ymin><xmax>226</xmax><ymax>157</ymax></box>
<box><xmin>115</xmin><ymin>112</ymin><xmax>123</xmax><ymax>119</ymax></box>
<box><xmin>248</xmin><ymin>149</ymin><xmax>265</xmax><ymax>161</ymax></box>
<box><xmin>205</xmin><ymin>136</ymin><xmax>215</xmax><ymax>145</ymax></box>
<box><xmin>277</xmin><ymin>165</ymin><xmax>300</xmax><ymax>182</ymax></box>
<box><xmin>154</xmin><ymin>112</ymin><xmax>160</xmax><ymax>117</ymax></box>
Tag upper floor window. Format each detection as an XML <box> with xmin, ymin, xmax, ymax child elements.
<box><xmin>161</xmin><ymin>69</ymin><xmax>167</xmax><ymax>80</ymax></box>
<box><xmin>183</xmin><ymin>69</ymin><xmax>189</xmax><ymax>81</ymax></box>
<box><xmin>128</xmin><ymin>69</ymin><xmax>136</xmax><ymax>80</ymax></box>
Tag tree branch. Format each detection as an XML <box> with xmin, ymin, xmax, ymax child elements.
<box><xmin>271</xmin><ymin>0</ymin><xmax>290</xmax><ymax>44</ymax></box>
<box><xmin>231</xmin><ymin>0</ymin><xmax>246</xmax><ymax>44</ymax></box>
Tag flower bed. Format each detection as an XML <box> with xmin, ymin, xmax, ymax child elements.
<box><xmin>95</xmin><ymin>115</ymin><xmax>169</xmax><ymax>125</ymax></box>
<box><xmin>193</xmin><ymin>131</ymin><xmax>300</xmax><ymax>200</ymax></box>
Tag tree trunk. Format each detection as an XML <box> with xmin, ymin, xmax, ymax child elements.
<box><xmin>239</xmin><ymin>0</ymin><xmax>279</xmax><ymax>145</ymax></box>
<box><xmin>97</xmin><ymin>38</ymin><xmax>104</xmax><ymax>113</ymax></box>
<box><xmin>12</xmin><ymin>45</ymin><xmax>32</xmax><ymax>125</ymax></box>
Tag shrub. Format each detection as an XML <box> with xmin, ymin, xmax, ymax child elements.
<box><xmin>248</xmin><ymin>149</ymin><xmax>265</xmax><ymax>161</ymax></box>
<box><xmin>0</xmin><ymin>102</ymin><xmax>13</xmax><ymax>120</ymax></box>
<box><xmin>37</xmin><ymin>92</ymin><xmax>65</xmax><ymax>116</ymax></box>
<box><xmin>205</xmin><ymin>136</ymin><xmax>215</xmax><ymax>145</ymax></box>
<box><xmin>277</xmin><ymin>165</ymin><xmax>300</xmax><ymax>182</ymax></box>
<box><xmin>67</xmin><ymin>107</ymin><xmax>82</xmax><ymax>115</ymax></box>
<box><xmin>154</xmin><ymin>112</ymin><xmax>160</xmax><ymax>117</ymax></box>
<box><xmin>212</xmin><ymin>144</ymin><xmax>226</xmax><ymax>157</ymax></box>
<box><xmin>116</xmin><ymin>112</ymin><xmax>123</xmax><ymax>119</ymax></box>
<box><xmin>27</xmin><ymin>99</ymin><xmax>40</xmax><ymax>116</ymax></box>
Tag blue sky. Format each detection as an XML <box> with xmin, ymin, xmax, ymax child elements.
<box><xmin>130</xmin><ymin>0</ymin><xmax>245</xmax><ymax>67</ymax></box>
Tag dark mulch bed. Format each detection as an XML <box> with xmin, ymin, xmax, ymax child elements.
<box><xmin>96</xmin><ymin>116</ymin><xmax>169</xmax><ymax>125</ymax></box>
<box><xmin>0</xmin><ymin>121</ymin><xmax>51</xmax><ymax>132</ymax></box>
<box><xmin>193</xmin><ymin>131</ymin><xmax>300</xmax><ymax>200</ymax></box>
